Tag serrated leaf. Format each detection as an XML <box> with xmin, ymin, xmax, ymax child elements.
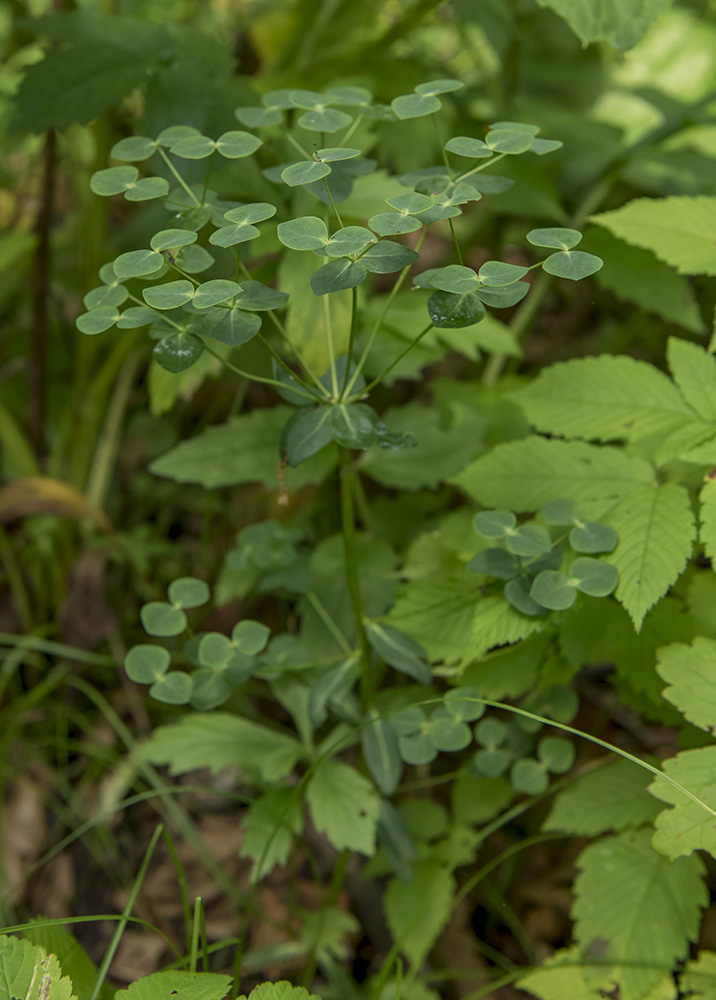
<box><xmin>609</xmin><ymin>482</ymin><xmax>695</xmax><ymax>630</ymax></box>
<box><xmin>573</xmin><ymin>829</ymin><xmax>706</xmax><ymax>1000</ymax></box>
<box><xmin>518</xmin><ymin>946</ymin><xmax>613</xmax><ymax>1000</ymax></box>
<box><xmin>141</xmin><ymin>713</ymin><xmax>302</xmax><ymax>781</ymax></box>
<box><xmin>452</xmin><ymin>437</ymin><xmax>654</xmax><ymax>509</ymax></box>
<box><xmin>513</xmin><ymin>355</ymin><xmax>694</xmax><ymax>444</ymax></box>
<box><xmin>306</xmin><ymin>758</ymin><xmax>379</xmax><ymax>854</ymax></box>
<box><xmin>534</xmin><ymin>0</ymin><xmax>674</xmax><ymax>50</ymax></box>
<box><xmin>468</xmin><ymin>595</ymin><xmax>546</xmax><ymax>662</ymax></box>
<box><xmin>656</xmin><ymin>636</ymin><xmax>716</xmax><ymax>732</ymax></box>
<box><xmin>362</xmin><ymin>714</ymin><xmax>403</xmax><ymax>794</ymax></box>
<box><xmin>591</xmin><ymin>197</ymin><xmax>716</xmax><ymax>275</ymax></box>
<box><xmin>115</xmin><ymin>970</ymin><xmax>232</xmax><ymax>1000</ymax></box>
<box><xmin>680</xmin><ymin>952</ymin><xmax>716</xmax><ymax>1000</ymax></box>
<box><xmin>668</xmin><ymin>338</ymin><xmax>716</xmax><ymax>422</ymax></box>
<box><xmin>0</xmin><ymin>936</ymin><xmax>76</xmax><ymax>1000</ymax></box>
<box><xmin>650</xmin><ymin>746</ymin><xmax>716</xmax><ymax>859</ymax></box>
<box><xmin>544</xmin><ymin>758</ymin><xmax>662</xmax><ymax>835</ymax></box>
<box><xmin>384</xmin><ymin>862</ymin><xmax>455</xmax><ymax>967</ymax></box>
<box><xmin>238</xmin><ymin>984</ymin><xmax>322</xmax><ymax>1000</ymax></box>
<box><xmin>238</xmin><ymin>789</ymin><xmax>302</xmax><ymax>882</ymax></box>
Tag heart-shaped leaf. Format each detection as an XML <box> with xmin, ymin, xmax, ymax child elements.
<box><xmin>505</xmin><ymin>576</ymin><xmax>548</xmax><ymax>616</ymax></box>
<box><xmin>76</xmin><ymin>307</ymin><xmax>121</xmax><ymax>334</ymax></box>
<box><xmin>124</xmin><ymin>177</ymin><xmax>169</xmax><ymax>201</ymax></box>
<box><xmin>428</xmin><ymin>709</ymin><xmax>472</xmax><ymax>752</ymax></box>
<box><xmin>478</xmin><ymin>261</ymin><xmax>529</xmax><ymax>286</ymax></box>
<box><xmin>473</xmin><ymin>747</ymin><xmax>511</xmax><ymax>778</ymax></box>
<box><xmin>235</xmin><ymin>106</ymin><xmax>284</xmax><ymax>127</ymax></box>
<box><xmin>142</xmin><ymin>280</ymin><xmax>195</xmax><ymax>310</ymax></box>
<box><xmin>392</xmin><ymin>93</ymin><xmax>441</xmax><ymax>119</ymax></box>
<box><xmin>297</xmin><ymin>108</ymin><xmax>352</xmax><ymax>132</ymax></box>
<box><xmin>444</xmin><ymin>687</ymin><xmax>485</xmax><ymax>723</ymax></box>
<box><xmin>310</xmin><ymin>259</ymin><xmax>367</xmax><ymax>295</ymax></box>
<box><xmin>511</xmin><ymin>758</ymin><xmax>548</xmax><ymax>794</ymax></box>
<box><xmin>193</xmin><ymin>279</ymin><xmax>242</xmax><ymax>309</ymax></box>
<box><xmin>209</xmin><ymin>223</ymin><xmax>261</xmax><ymax>247</ymax></box>
<box><xmin>236</xmin><ymin>280</ymin><xmax>289</xmax><ymax>311</ymax></box>
<box><xmin>570</xmin><ymin>557</ymin><xmax>619</xmax><ymax>597</ymax></box>
<box><xmin>153</xmin><ymin>332</ymin><xmax>204</xmax><ymax>373</ymax></box>
<box><xmin>542</xmin><ymin>250</ymin><xmax>603</xmax><ymax>280</ymax></box>
<box><xmin>505</xmin><ymin>523</ymin><xmax>552</xmax><ymax>558</ymax></box>
<box><xmin>140</xmin><ymin>601</ymin><xmax>187</xmax><ymax>636</ymax></box>
<box><xmin>224</xmin><ymin>203</ymin><xmax>277</xmax><ymax>225</ymax></box>
<box><xmin>445</xmin><ymin>136</ymin><xmax>491</xmax><ymax>158</ymax></box>
<box><xmin>569</xmin><ymin>521</ymin><xmax>619</xmax><ymax>554</ymax></box>
<box><xmin>113</xmin><ymin>249</ymin><xmax>164</xmax><ymax>280</ymax></box>
<box><xmin>473</xmin><ymin>510</ymin><xmax>517</xmax><ymax>538</ymax></box>
<box><xmin>169</xmin><ymin>576</ymin><xmax>210</xmax><ymax>608</ymax></box>
<box><xmin>90</xmin><ymin>165</ymin><xmax>138</xmax><ymax>195</ymax></box>
<box><xmin>415</xmin><ymin>78</ymin><xmax>463</xmax><ymax>95</ymax></box>
<box><xmin>529</xmin><ymin>570</ymin><xmax>577</xmax><ymax>610</ymax></box>
<box><xmin>125</xmin><ymin>644</ymin><xmax>170</xmax><ymax>683</ymax></box>
<box><xmin>281</xmin><ymin>161</ymin><xmax>332</xmax><ymax>187</ymax></box>
<box><xmin>278</xmin><ymin>216</ymin><xmax>329</xmax><ymax>250</ymax></box>
<box><xmin>361</xmin><ymin>242</ymin><xmax>419</xmax><ymax>274</ymax></box>
<box><xmin>215</xmin><ymin>130</ymin><xmax>263</xmax><ymax>158</ymax></box>
<box><xmin>428</xmin><ymin>290</ymin><xmax>486</xmax><ymax>328</ymax></box>
<box><xmin>150</xmin><ymin>672</ymin><xmax>193</xmax><ymax>705</ymax></box>
<box><xmin>325</xmin><ymin>226</ymin><xmax>376</xmax><ymax>257</ymax></box>
<box><xmin>527</xmin><ymin>227</ymin><xmax>583</xmax><ymax>250</ymax></box>
<box><xmin>369</xmin><ymin>212</ymin><xmax>422</xmax><ymax>236</ymax></box>
<box><xmin>232</xmin><ymin>620</ymin><xmax>270</xmax><ymax>654</ymax></box>
<box><xmin>84</xmin><ymin>284</ymin><xmax>128</xmax><ymax>309</ymax></box>
<box><xmin>538</xmin><ymin>736</ymin><xmax>575</xmax><ymax>773</ymax></box>
<box><xmin>150</xmin><ymin>229</ymin><xmax>198</xmax><ymax>251</ymax></box>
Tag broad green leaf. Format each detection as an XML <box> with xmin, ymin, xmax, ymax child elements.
<box><xmin>468</xmin><ymin>595</ymin><xmax>545</xmax><ymax>661</ymax></box>
<box><xmin>505</xmin><ymin>523</ymin><xmax>551</xmax><ymax>557</ymax></box>
<box><xmin>427</xmin><ymin>709</ymin><xmax>472</xmax><ymax>752</ymax></box>
<box><xmin>224</xmin><ymin>203</ymin><xmax>277</xmax><ymax>225</ymax></box>
<box><xmin>326</xmin><ymin>404</ymin><xmax>378</xmax><ymax>449</ymax></box>
<box><xmin>193</xmin><ymin>279</ymin><xmax>242</xmax><ymax>309</ymax></box>
<box><xmin>111</xmin><ymin>135</ymin><xmax>158</xmax><ymax>161</ymax></box>
<box><xmin>236</xmin><ymin>280</ymin><xmax>289</xmax><ymax>311</ymax></box>
<box><xmin>369</xmin><ymin>212</ymin><xmax>422</xmax><ymax>236</ymax></box>
<box><xmin>529</xmin><ymin>137</ymin><xmax>563</xmax><ymax>155</ymax></box>
<box><xmin>209</xmin><ymin>223</ymin><xmax>260</xmax><ymax>247</ymax></box>
<box><xmin>283</xmin><ymin>407</ymin><xmax>334</xmax><ymax>466</ymax></box>
<box><xmin>235</xmin><ymin>106</ymin><xmax>283</xmax><ymax>127</ymax></box>
<box><xmin>571</xmin><ymin>557</ymin><xmax>619</xmax><ymax>597</ymax></box>
<box><xmin>414</xmin><ymin>265</ymin><xmax>479</xmax><ymax>295</ymax></box>
<box><xmin>656</xmin><ymin>636</ymin><xmax>716</xmax><ymax>732</ymax></box>
<box><xmin>0</xmin><ymin>936</ymin><xmax>75</xmax><ymax>1000</ymax></box>
<box><xmin>391</xmin><ymin>93</ymin><xmax>441</xmax><ymax>119</ymax></box>
<box><xmin>384</xmin><ymin>862</ymin><xmax>455</xmax><ymax>967</ymax></box>
<box><xmin>238</xmin><ymin>984</ymin><xmax>322</xmax><ymax>1000</ymax></box>
<box><xmin>76</xmin><ymin>307</ymin><xmax>121</xmax><ymax>334</ymax></box>
<box><xmin>573</xmin><ymin>829</ymin><xmax>706</xmax><ymax>1000</ymax></box>
<box><xmin>169</xmin><ymin>134</ymin><xmax>216</xmax><ymax>158</ymax></box>
<box><xmin>281</xmin><ymin>161</ymin><xmax>332</xmax><ymax>186</ymax></box>
<box><xmin>476</xmin><ymin>282</ymin><xmax>529</xmax><ymax>308</ymax></box>
<box><xmin>277</xmin><ymin>217</ymin><xmax>329</xmax><ymax>251</ymax></box>
<box><xmin>153</xmin><ymin>332</ymin><xmax>204</xmax><ymax>373</ymax></box>
<box><xmin>315</xmin><ymin>146</ymin><xmax>362</xmax><ymax>162</ymax></box>
<box><xmin>445</xmin><ymin>136</ymin><xmax>491</xmax><ymax>158</ymax></box>
<box><xmin>473</xmin><ymin>510</ymin><xmax>517</xmax><ymax>538</ymax></box>
<box><xmin>530</xmin><ymin>571</ymin><xmax>576</xmax><ymax>610</ymax></box>
<box><xmin>115</xmin><ymin>970</ymin><xmax>232</xmax><ymax>1000</ymax></box>
<box><xmin>452</xmin><ymin>437</ymin><xmax>654</xmax><ymax>509</ymax></box>
<box><xmin>428</xmin><ymin>291</ymin><xmax>486</xmax><ymax>328</ymax></box>
<box><xmin>467</xmin><ymin>548</ymin><xmax>520</xmax><ymax>580</ymax></box>
<box><xmin>150</xmin><ymin>407</ymin><xmax>337</xmax><ymax>491</ymax></box>
<box><xmin>90</xmin><ymin>165</ymin><xmax>138</xmax><ymax>195</ymax></box>
<box><xmin>365</xmin><ymin>623</ymin><xmax>431</xmax><ymax>684</ymax></box>
<box><xmin>149</xmin><ymin>229</ymin><xmax>197</xmax><ymax>251</ymax></box>
<box><xmin>505</xmin><ymin>575</ymin><xmax>548</xmax><ymax>615</ymax></box>
<box><xmin>310</xmin><ymin>259</ymin><xmax>367</xmax><ymax>295</ymax></box>
<box><xmin>527</xmin><ymin>228</ymin><xmax>583</xmax><ymax>250</ymax></box>
<box><xmin>168</xmin><ymin>576</ymin><xmax>210</xmax><ymax>609</ymax></box>
<box><xmin>117</xmin><ymin>306</ymin><xmax>160</xmax><ymax>329</ymax></box>
<box><xmin>513</xmin><ymin>355</ymin><xmax>694</xmax><ymax>443</ymax></box>
<box><xmin>538</xmin><ymin>737</ymin><xmax>575</xmax><ymax>773</ymax></box>
<box><xmin>544</xmin><ymin>758</ymin><xmax>662</xmax><ymax>835</ymax></box>
<box><xmin>485</xmin><ymin>128</ymin><xmax>536</xmax><ymax>154</ymax></box>
<box><xmin>112</xmin><ymin>249</ymin><xmax>164</xmax><ymax>280</ymax></box>
<box><xmin>650</xmin><ymin>746</ymin><xmax>716</xmax><ymax>859</ymax></box>
<box><xmin>297</xmin><ymin>108</ymin><xmax>352</xmax><ymax>132</ymax></box>
<box><xmin>123</xmin><ymin>177</ymin><xmax>169</xmax><ymax>201</ymax></box>
<box><xmin>324</xmin><ymin>226</ymin><xmax>376</xmax><ymax>257</ymax></box>
<box><xmin>157</xmin><ymin>125</ymin><xmax>201</xmax><ymax>146</ymax></box>
<box><xmin>535</xmin><ymin>0</ymin><xmax>674</xmax><ymax>50</ymax></box>
<box><xmin>362</xmin><ymin>714</ymin><xmax>403</xmax><ymax>794</ymax></box>
<box><xmin>125</xmin><ymin>644</ymin><xmax>170</xmax><ymax>683</ymax></box>
<box><xmin>239</xmin><ymin>789</ymin><xmax>303</xmax><ymax>881</ymax></box>
<box><xmin>306</xmin><ymin>758</ymin><xmax>379</xmax><ymax>854</ymax></box>
<box><xmin>386</xmin><ymin>193</ymin><xmax>435</xmax><ymax>215</ymax></box>
<box><xmin>360</xmin><ymin>241</ymin><xmax>419</xmax><ymax>274</ymax></box>
<box><xmin>478</xmin><ymin>261</ymin><xmax>529</xmax><ymax>285</ymax></box>
<box><xmin>141</xmin><ymin>712</ymin><xmax>302</xmax><ymax>781</ymax></box>
<box><xmin>150</xmin><ymin>672</ymin><xmax>193</xmax><ymax>705</ymax></box>
<box><xmin>668</xmin><ymin>338</ymin><xmax>716</xmax><ymax>422</ymax></box>
<box><xmin>20</xmin><ymin>924</ymin><xmax>96</xmax><ymax>1000</ymax></box>
<box><xmin>609</xmin><ymin>482</ymin><xmax>695</xmax><ymax>629</ymax></box>
<box><xmin>680</xmin><ymin>952</ymin><xmax>716</xmax><ymax>1000</ymax></box>
<box><xmin>511</xmin><ymin>759</ymin><xmax>549</xmax><ymax>794</ymax></box>
<box><xmin>232</xmin><ymin>620</ymin><xmax>270</xmax><ymax>653</ymax></box>
<box><xmin>415</xmin><ymin>79</ymin><xmax>463</xmax><ymax>95</ymax></box>
<box><xmin>570</xmin><ymin>521</ymin><xmax>619</xmax><ymax>553</ymax></box>
<box><xmin>214</xmin><ymin>130</ymin><xmax>262</xmax><ymax>158</ymax></box>
<box><xmin>142</xmin><ymin>280</ymin><xmax>195</xmax><ymax>310</ymax></box>
<box><xmin>542</xmin><ymin>250</ymin><xmax>603</xmax><ymax>280</ymax></box>
<box><xmin>199</xmin><ymin>307</ymin><xmax>262</xmax><ymax>347</ymax></box>
<box><xmin>83</xmin><ymin>283</ymin><xmax>127</xmax><ymax>309</ymax></box>
<box><xmin>198</xmin><ymin>632</ymin><xmax>233</xmax><ymax>669</ymax></box>
<box><xmin>518</xmin><ymin>946</ymin><xmax>614</xmax><ymax>1000</ymax></box>
<box><xmin>701</xmin><ymin>478</ymin><xmax>716</xmax><ymax>565</ymax></box>
<box><xmin>591</xmin><ymin>197</ymin><xmax>716</xmax><ymax>275</ymax></box>
<box><xmin>140</xmin><ymin>601</ymin><xmax>186</xmax><ymax>636</ymax></box>
<box><xmin>326</xmin><ymin>85</ymin><xmax>372</xmax><ymax>105</ymax></box>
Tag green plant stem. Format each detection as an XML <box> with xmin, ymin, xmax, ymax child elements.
<box><xmin>201</xmin><ymin>152</ymin><xmax>215</xmax><ymax>204</ymax></box>
<box><xmin>256</xmin><ymin>331</ymin><xmax>324</xmax><ymax>399</ymax></box>
<box><xmin>339</xmin><ymin>446</ymin><xmax>371</xmax><ymax>705</ymax></box>
<box><xmin>339</xmin><ymin>286</ymin><xmax>360</xmax><ymax>398</ymax></box>
<box><xmin>126</xmin><ymin>292</ymin><xmax>183</xmax><ymax>331</ymax></box>
<box><xmin>453</xmin><ymin>832</ymin><xmax>565</xmax><ymax>910</ymax></box>
<box><xmin>305</xmin><ymin>591</ymin><xmax>354</xmax><ymax>656</ymax></box>
<box><xmin>339</xmin><ymin>113</ymin><xmax>364</xmax><ymax>146</ymax></box>
<box><xmin>448</xmin><ymin>217</ymin><xmax>463</xmax><ymax>264</ymax></box>
<box><xmin>0</xmin><ymin>532</ymin><xmax>33</xmax><ymax>632</ymax></box>
<box><xmin>455</xmin><ymin>151</ymin><xmax>508</xmax><ymax>183</ymax></box>
<box><xmin>89</xmin><ymin>824</ymin><xmax>164</xmax><ymax>1000</ymax></box>
<box><xmin>324</xmin><ymin>296</ymin><xmax>339</xmax><ymax>395</ymax></box>
<box><xmin>362</xmin><ymin>322</ymin><xmax>434</xmax><ymax>393</ymax></box>
<box><xmin>321</xmin><ymin>177</ymin><xmax>344</xmax><ymax>229</ymax></box>
<box><xmin>0</xmin><ymin>914</ymin><xmax>179</xmax><ymax>953</ymax></box>
<box><xmin>190</xmin><ymin>896</ymin><xmax>202</xmax><ymax>972</ymax></box>
<box><xmin>481</xmin><ymin>269</ymin><xmax>550</xmax><ymax>386</ymax></box>
<box><xmin>200</xmin><ymin>341</ymin><xmax>318</xmax><ymax>400</ymax></box>
<box><xmin>283</xmin><ymin>129</ymin><xmax>312</xmax><ymax>160</ymax></box>
<box><xmin>158</xmin><ymin>148</ymin><xmax>201</xmax><ymax>205</ymax></box>
<box><xmin>0</xmin><ymin>631</ymin><xmax>115</xmax><ymax>666</ymax></box>
<box><xmin>85</xmin><ymin>349</ymin><xmax>141</xmax><ymax>509</ymax></box>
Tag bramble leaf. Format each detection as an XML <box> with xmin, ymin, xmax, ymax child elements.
<box><xmin>650</xmin><ymin>747</ymin><xmax>716</xmax><ymax>859</ymax></box>
<box><xmin>306</xmin><ymin>759</ymin><xmax>379</xmax><ymax>854</ymax></box>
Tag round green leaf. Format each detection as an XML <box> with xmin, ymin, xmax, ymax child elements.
<box><xmin>569</xmin><ymin>521</ymin><xmax>619</xmax><ymax>554</ymax></box>
<box><xmin>530</xmin><ymin>138</ymin><xmax>563</xmax><ymax>155</ymax></box>
<box><xmin>150</xmin><ymin>229</ymin><xmax>198</xmax><ymax>252</ymax></box>
<box><xmin>467</xmin><ymin>548</ymin><xmax>520</xmax><ymax>580</ymax></box>
<box><xmin>444</xmin><ymin>687</ymin><xmax>485</xmax><ymax>723</ymax></box>
<box><xmin>570</xmin><ymin>557</ymin><xmax>619</xmax><ymax>597</ymax></box>
<box><xmin>326</xmin><ymin>85</ymin><xmax>372</xmax><ymax>105</ymax></box>
<box><xmin>198</xmin><ymin>632</ymin><xmax>233</xmax><ymax>668</ymax></box>
<box><xmin>473</xmin><ymin>510</ymin><xmax>517</xmax><ymax>538</ymax></box>
<box><xmin>175</xmin><ymin>245</ymin><xmax>214</xmax><ymax>273</ymax></box>
<box><xmin>485</xmin><ymin>128</ymin><xmax>536</xmax><ymax>154</ymax></box>
<box><xmin>361</xmin><ymin>241</ymin><xmax>419</xmax><ymax>274</ymax></box>
<box><xmin>297</xmin><ymin>108</ymin><xmax>352</xmax><ymax>132</ymax></box>
<box><xmin>157</xmin><ymin>125</ymin><xmax>201</xmax><ymax>146</ymax></box>
<box><xmin>281</xmin><ymin>160</ymin><xmax>332</xmax><ymax>186</ymax></box>
<box><xmin>428</xmin><ymin>709</ymin><xmax>472</xmax><ymax>752</ymax></box>
<box><xmin>113</xmin><ymin>249</ymin><xmax>164</xmax><ymax>280</ymax></box>
<box><xmin>505</xmin><ymin>523</ymin><xmax>552</xmax><ymax>558</ymax></box>
<box><xmin>389</xmin><ymin>706</ymin><xmax>426</xmax><ymax>736</ymax></box>
<box><xmin>84</xmin><ymin>283</ymin><xmax>128</xmax><ymax>309</ymax></box>
<box><xmin>224</xmin><ymin>202</ymin><xmax>277</xmax><ymax>224</ymax></box>
<box><xmin>142</xmin><ymin>280</ymin><xmax>195</xmax><ymax>310</ymax></box>
<box><xmin>445</xmin><ymin>136</ymin><xmax>491</xmax><ymax>158</ymax></box>
<box><xmin>391</xmin><ymin>93</ymin><xmax>441</xmax><ymax>119</ymax></box>
<box><xmin>369</xmin><ymin>212</ymin><xmax>422</xmax><ymax>236</ymax></box>
<box><xmin>90</xmin><ymin>165</ymin><xmax>137</xmax><ymax>196</ymax></box>
<box><xmin>215</xmin><ymin>130</ymin><xmax>263</xmax><ymax>158</ymax></box>
<box><xmin>473</xmin><ymin>747</ymin><xmax>511</xmax><ymax>778</ymax></box>
<box><xmin>541</xmin><ymin>499</ymin><xmax>576</xmax><ymax>525</ymax></box>
<box><xmin>124</xmin><ymin>177</ymin><xmax>169</xmax><ymax>202</ymax></box>
<box><xmin>170</xmin><ymin>134</ymin><xmax>216</xmax><ymax>158</ymax></box>
<box><xmin>124</xmin><ymin>644</ymin><xmax>170</xmax><ymax>683</ymax></box>
<box><xmin>398</xmin><ymin>732</ymin><xmax>438</xmax><ymax>765</ymax></box>
<box><xmin>414</xmin><ymin>265</ymin><xmax>479</xmax><ymax>294</ymax></box>
<box><xmin>526</xmin><ymin>227</ymin><xmax>583</xmax><ymax>250</ymax></box>
<box><xmin>190</xmin><ymin>670</ymin><xmax>232</xmax><ymax>710</ymax></box>
<box><xmin>193</xmin><ymin>279</ymin><xmax>242</xmax><ymax>310</ymax></box>
<box><xmin>538</xmin><ymin>736</ymin><xmax>575</xmax><ymax>774</ymax></box>
<box><xmin>153</xmin><ymin>332</ymin><xmax>204</xmax><ymax>373</ymax></box>
<box><xmin>529</xmin><ymin>570</ymin><xmax>577</xmax><ymax>610</ymax></box>
<box><xmin>324</xmin><ymin>226</ymin><xmax>376</xmax><ymax>257</ymax></box>
<box><xmin>225</xmin><ymin>650</ymin><xmax>254</xmax><ymax>682</ymax></box>
<box><xmin>511</xmin><ymin>758</ymin><xmax>549</xmax><ymax>795</ymax></box>
<box><xmin>209</xmin><ymin>223</ymin><xmax>260</xmax><ymax>247</ymax></box>
<box><xmin>232</xmin><ymin>619</ymin><xmax>270</xmax><ymax>654</ymax></box>
<box><xmin>505</xmin><ymin>576</ymin><xmax>548</xmax><ymax>616</ymax></box>
<box><xmin>478</xmin><ymin>261</ymin><xmax>529</xmax><ymax>286</ymax></box>
<box><xmin>262</xmin><ymin>88</ymin><xmax>296</xmax><ymax>109</ymax></box>
<box><xmin>277</xmin><ymin>216</ymin><xmax>329</xmax><ymax>251</ymax></box>
<box><xmin>315</xmin><ymin>147</ymin><xmax>361</xmax><ymax>162</ymax></box>
<box><xmin>310</xmin><ymin>259</ymin><xmax>367</xmax><ymax>295</ymax></box>
<box><xmin>150</xmin><ymin>671</ymin><xmax>193</xmax><ymax>705</ymax></box>
<box><xmin>76</xmin><ymin>307</ymin><xmax>121</xmax><ymax>334</ymax></box>
<box><xmin>140</xmin><ymin>601</ymin><xmax>187</xmax><ymax>636</ymax></box>
<box><xmin>116</xmin><ymin>306</ymin><xmax>160</xmax><ymax>329</ymax></box>
<box><xmin>428</xmin><ymin>290</ymin><xmax>486</xmax><ymax>328</ymax></box>
<box><xmin>290</xmin><ymin>89</ymin><xmax>333</xmax><ymax>109</ymax></box>
<box><xmin>198</xmin><ymin>306</ymin><xmax>261</xmax><ymax>346</ymax></box>
<box><xmin>415</xmin><ymin>78</ymin><xmax>463</xmax><ymax>95</ymax></box>
<box><xmin>386</xmin><ymin>192</ymin><xmax>435</xmax><ymax>214</ymax></box>
<box><xmin>235</xmin><ymin>106</ymin><xmax>283</xmax><ymax>127</ymax></box>
<box><xmin>476</xmin><ymin>282</ymin><xmax>529</xmax><ymax>308</ymax></box>
<box><xmin>111</xmin><ymin>136</ymin><xmax>158</xmax><ymax>161</ymax></box>
<box><xmin>475</xmin><ymin>717</ymin><xmax>508</xmax><ymax>748</ymax></box>
<box><xmin>169</xmin><ymin>576</ymin><xmax>210</xmax><ymax>608</ymax></box>
<box><xmin>542</xmin><ymin>250</ymin><xmax>603</xmax><ymax>280</ymax></box>
<box><xmin>236</xmin><ymin>280</ymin><xmax>289</xmax><ymax>311</ymax></box>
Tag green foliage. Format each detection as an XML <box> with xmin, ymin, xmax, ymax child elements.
<box><xmin>535</xmin><ymin>0</ymin><xmax>673</xmax><ymax>50</ymax></box>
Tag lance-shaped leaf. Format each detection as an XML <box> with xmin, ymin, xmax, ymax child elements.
<box><xmin>362</xmin><ymin>713</ymin><xmax>402</xmax><ymax>794</ymax></box>
<box><xmin>366</xmin><ymin>623</ymin><xmax>431</xmax><ymax>684</ymax></box>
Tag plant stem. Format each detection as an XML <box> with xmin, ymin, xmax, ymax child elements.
<box><xmin>321</xmin><ymin>177</ymin><xmax>344</xmax><ymax>228</ymax></box>
<box><xmin>361</xmin><ymin>322</ymin><xmax>434</xmax><ymax>393</ymax></box>
<box><xmin>158</xmin><ymin>148</ymin><xmax>201</xmax><ymax>206</ymax></box>
<box><xmin>338</xmin><ymin>447</ymin><xmax>371</xmax><ymax>705</ymax></box>
<box><xmin>448</xmin><ymin>217</ymin><xmax>463</xmax><ymax>264</ymax></box>
<box><xmin>323</xmin><ymin>296</ymin><xmax>339</xmax><ymax>395</ymax></box>
<box><xmin>200</xmin><ymin>341</ymin><xmax>319</xmax><ymax>400</ymax></box>
<box><xmin>29</xmin><ymin>128</ymin><xmax>56</xmax><ymax>463</ymax></box>
<box><xmin>455</xmin><ymin>151</ymin><xmax>508</xmax><ymax>184</ymax></box>
<box><xmin>339</xmin><ymin>286</ymin><xmax>360</xmax><ymax>398</ymax></box>
<box><xmin>481</xmin><ymin>269</ymin><xmax>550</xmax><ymax>386</ymax></box>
